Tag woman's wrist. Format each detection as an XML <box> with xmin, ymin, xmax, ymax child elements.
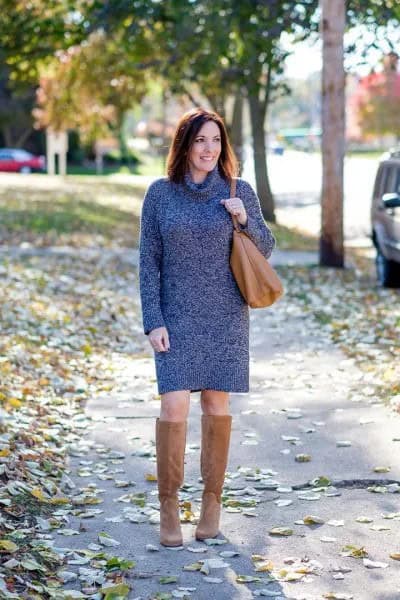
<box><xmin>237</xmin><ymin>213</ymin><xmax>248</xmax><ymax>226</ymax></box>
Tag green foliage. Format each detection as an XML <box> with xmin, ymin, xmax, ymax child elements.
<box><xmin>347</xmin><ymin>0</ymin><xmax>400</xmax><ymax>27</ymax></box>
<box><xmin>0</xmin><ymin>0</ymin><xmax>90</xmax><ymax>85</ymax></box>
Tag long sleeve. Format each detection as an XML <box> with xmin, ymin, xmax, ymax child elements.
<box><xmin>237</xmin><ymin>180</ymin><xmax>276</xmax><ymax>259</ymax></box>
<box><xmin>139</xmin><ymin>182</ymin><xmax>166</xmax><ymax>335</ymax></box>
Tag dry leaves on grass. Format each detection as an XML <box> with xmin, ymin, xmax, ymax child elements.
<box><xmin>0</xmin><ymin>252</ymin><xmax>146</xmax><ymax>598</ymax></box>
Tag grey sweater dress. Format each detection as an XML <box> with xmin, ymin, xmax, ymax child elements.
<box><xmin>139</xmin><ymin>166</ymin><xmax>275</xmax><ymax>394</ymax></box>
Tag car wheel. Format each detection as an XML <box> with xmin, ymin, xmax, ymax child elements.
<box><xmin>376</xmin><ymin>246</ymin><xmax>400</xmax><ymax>288</ymax></box>
<box><xmin>19</xmin><ymin>165</ymin><xmax>32</xmax><ymax>174</ymax></box>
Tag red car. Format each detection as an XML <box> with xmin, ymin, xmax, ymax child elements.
<box><xmin>0</xmin><ymin>148</ymin><xmax>45</xmax><ymax>173</ymax></box>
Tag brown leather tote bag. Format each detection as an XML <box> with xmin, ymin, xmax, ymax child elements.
<box><xmin>229</xmin><ymin>178</ymin><xmax>284</xmax><ymax>308</ymax></box>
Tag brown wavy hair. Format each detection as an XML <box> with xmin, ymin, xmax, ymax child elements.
<box><xmin>166</xmin><ymin>107</ymin><xmax>238</xmax><ymax>183</ymax></box>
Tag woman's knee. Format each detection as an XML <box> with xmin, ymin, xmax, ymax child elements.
<box><xmin>200</xmin><ymin>390</ymin><xmax>230</xmax><ymax>415</ymax></box>
<box><xmin>160</xmin><ymin>390</ymin><xmax>190</xmax><ymax>421</ymax></box>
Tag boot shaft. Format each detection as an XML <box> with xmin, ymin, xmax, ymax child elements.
<box><xmin>156</xmin><ymin>419</ymin><xmax>187</xmax><ymax>499</ymax></box>
<box><xmin>200</xmin><ymin>414</ymin><xmax>232</xmax><ymax>500</ymax></box>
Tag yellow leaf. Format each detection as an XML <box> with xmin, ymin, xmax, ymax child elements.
<box><xmin>145</xmin><ymin>473</ymin><xmax>157</xmax><ymax>482</ymax></box>
<box><xmin>0</xmin><ymin>448</ymin><xmax>10</xmax><ymax>457</ymax></box>
<box><xmin>81</xmin><ymin>343</ymin><xmax>92</xmax><ymax>356</ymax></box>
<box><xmin>181</xmin><ymin>509</ymin><xmax>195</xmax><ymax>523</ymax></box>
<box><xmin>303</xmin><ymin>514</ymin><xmax>325</xmax><ymax>525</ymax></box>
<box><xmin>254</xmin><ymin>560</ymin><xmax>274</xmax><ymax>572</ymax></box>
<box><xmin>30</xmin><ymin>488</ymin><xmax>48</xmax><ymax>502</ymax></box>
<box><xmin>269</xmin><ymin>527</ymin><xmax>293</xmax><ymax>536</ymax></box>
<box><xmin>8</xmin><ymin>398</ymin><xmax>22</xmax><ymax>408</ymax></box>
<box><xmin>341</xmin><ymin>544</ymin><xmax>368</xmax><ymax>558</ymax></box>
<box><xmin>295</xmin><ymin>566</ymin><xmax>313</xmax><ymax>574</ymax></box>
<box><xmin>50</xmin><ymin>496</ymin><xmax>70</xmax><ymax>504</ymax></box>
<box><xmin>251</xmin><ymin>554</ymin><xmax>269</xmax><ymax>562</ymax></box>
<box><xmin>0</xmin><ymin>539</ymin><xmax>18</xmax><ymax>553</ymax></box>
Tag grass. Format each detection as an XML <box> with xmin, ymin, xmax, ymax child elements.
<box><xmin>345</xmin><ymin>150</ymin><xmax>385</xmax><ymax>159</ymax></box>
<box><xmin>0</xmin><ymin>178</ymin><xmax>147</xmax><ymax>247</ymax></box>
<box><xmin>135</xmin><ymin>154</ymin><xmax>165</xmax><ymax>176</ymax></box>
<box><xmin>67</xmin><ymin>164</ymin><xmax>138</xmax><ymax>176</ymax></box>
<box><xmin>269</xmin><ymin>221</ymin><xmax>317</xmax><ymax>251</ymax></box>
<box><xmin>0</xmin><ymin>174</ymin><xmax>318</xmax><ymax>251</ymax></box>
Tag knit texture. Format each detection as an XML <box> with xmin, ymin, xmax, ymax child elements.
<box><xmin>139</xmin><ymin>166</ymin><xmax>276</xmax><ymax>394</ymax></box>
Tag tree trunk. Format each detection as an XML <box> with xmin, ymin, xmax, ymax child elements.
<box><xmin>320</xmin><ymin>0</ymin><xmax>345</xmax><ymax>267</ymax></box>
<box><xmin>115</xmin><ymin>111</ymin><xmax>129</xmax><ymax>165</ymax></box>
<box><xmin>248</xmin><ymin>92</ymin><xmax>275</xmax><ymax>222</ymax></box>
<box><xmin>205</xmin><ymin>93</ymin><xmax>226</xmax><ymax>121</ymax></box>
<box><xmin>230</xmin><ymin>89</ymin><xmax>244</xmax><ymax>175</ymax></box>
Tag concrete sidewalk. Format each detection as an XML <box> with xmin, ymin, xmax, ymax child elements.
<box><xmin>54</xmin><ymin>257</ymin><xmax>400</xmax><ymax>600</ymax></box>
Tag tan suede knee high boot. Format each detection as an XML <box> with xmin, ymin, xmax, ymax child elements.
<box><xmin>195</xmin><ymin>414</ymin><xmax>232</xmax><ymax>540</ymax></box>
<box><xmin>156</xmin><ymin>418</ymin><xmax>187</xmax><ymax>547</ymax></box>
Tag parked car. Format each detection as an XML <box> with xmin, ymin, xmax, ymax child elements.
<box><xmin>371</xmin><ymin>148</ymin><xmax>400</xmax><ymax>287</ymax></box>
<box><xmin>267</xmin><ymin>138</ymin><xmax>285</xmax><ymax>155</ymax></box>
<box><xmin>0</xmin><ymin>148</ymin><xmax>45</xmax><ymax>173</ymax></box>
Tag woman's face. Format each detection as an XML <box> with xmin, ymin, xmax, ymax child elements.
<box><xmin>188</xmin><ymin>120</ymin><xmax>222</xmax><ymax>180</ymax></box>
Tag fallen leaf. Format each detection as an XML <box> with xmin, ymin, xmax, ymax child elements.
<box><xmin>356</xmin><ymin>516</ymin><xmax>373</xmax><ymax>523</ymax></box>
<box><xmin>323</xmin><ymin>594</ymin><xmax>353</xmax><ymax>599</ymax></box>
<box><xmin>98</xmin><ymin>532</ymin><xmax>120</xmax><ymax>547</ymax></box>
<box><xmin>159</xmin><ymin>576</ymin><xmax>179</xmax><ymax>584</ymax></box>
<box><xmin>236</xmin><ymin>575</ymin><xmax>262</xmax><ymax>583</ymax></box>
<box><xmin>269</xmin><ymin>527</ymin><xmax>293</xmax><ymax>536</ymax></box>
<box><xmin>302</xmin><ymin>515</ymin><xmax>325</xmax><ymax>525</ymax></box>
<box><xmin>363</xmin><ymin>558</ymin><xmax>388</xmax><ymax>569</ymax></box>
<box><xmin>341</xmin><ymin>545</ymin><xmax>368</xmax><ymax>558</ymax></box>
<box><xmin>295</xmin><ymin>453</ymin><xmax>311</xmax><ymax>462</ymax></box>
<box><xmin>0</xmin><ymin>540</ymin><xmax>18</xmax><ymax>553</ymax></box>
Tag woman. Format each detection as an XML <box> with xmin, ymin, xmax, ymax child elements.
<box><xmin>139</xmin><ymin>107</ymin><xmax>275</xmax><ymax>547</ymax></box>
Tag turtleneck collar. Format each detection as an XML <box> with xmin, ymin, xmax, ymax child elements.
<box><xmin>181</xmin><ymin>165</ymin><xmax>223</xmax><ymax>200</ymax></box>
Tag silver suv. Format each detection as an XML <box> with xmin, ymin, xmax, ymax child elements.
<box><xmin>371</xmin><ymin>149</ymin><xmax>400</xmax><ymax>287</ymax></box>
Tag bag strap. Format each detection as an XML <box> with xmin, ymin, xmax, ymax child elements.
<box><xmin>229</xmin><ymin>177</ymin><xmax>240</xmax><ymax>232</ymax></box>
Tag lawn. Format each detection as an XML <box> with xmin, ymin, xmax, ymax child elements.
<box><xmin>0</xmin><ymin>176</ymin><xmax>146</xmax><ymax>247</ymax></box>
<box><xmin>0</xmin><ymin>174</ymin><xmax>317</xmax><ymax>251</ymax></box>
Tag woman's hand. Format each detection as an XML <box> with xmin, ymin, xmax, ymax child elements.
<box><xmin>220</xmin><ymin>197</ymin><xmax>247</xmax><ymax>225</ymax></box>
<box><xmin>149</xmin><ymin>326</ymin><xmax>170</xmax><ymax>352</ymax></box>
